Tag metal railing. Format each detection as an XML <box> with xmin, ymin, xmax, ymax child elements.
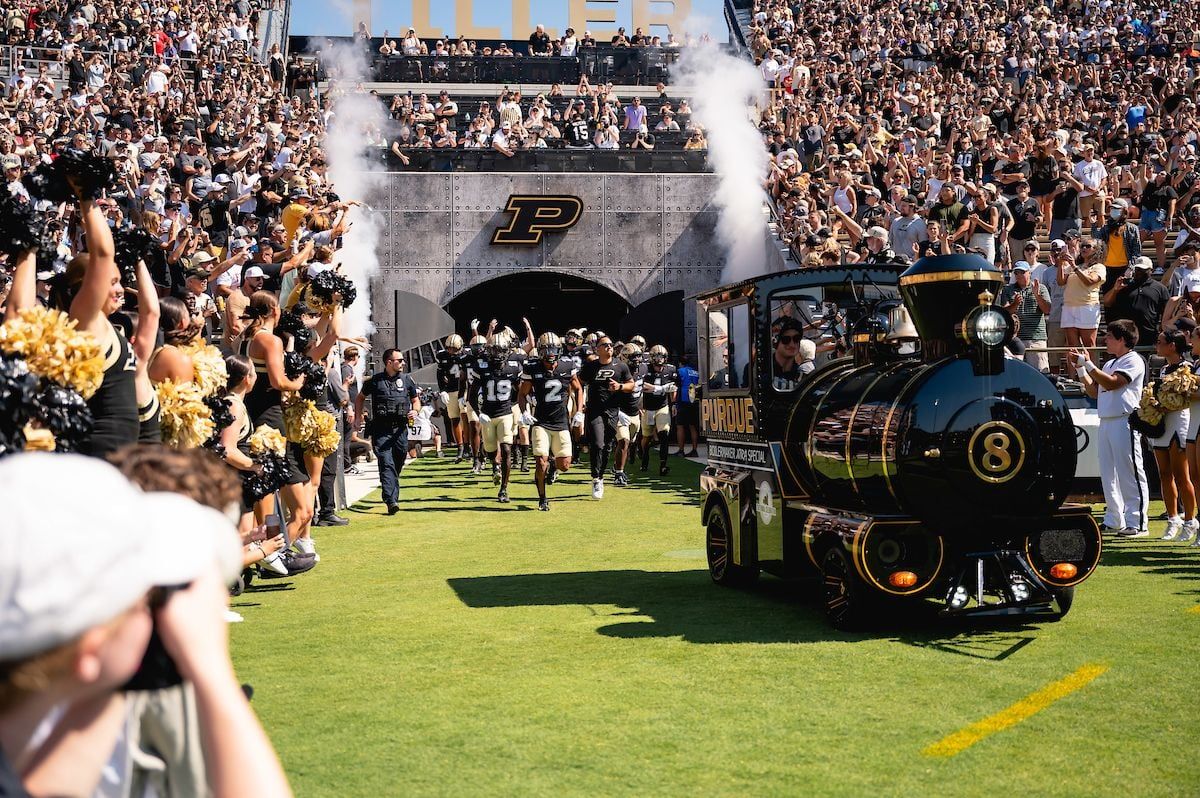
<box><xmin>3</xmin><ymin>43</ymin><xmax>271</xmax><ymax>82</ymax></box>
<box><xmin>367</xmin><ymin>48</ymin><xmax>679</xmax><ymax>85</ymax></box>
<box><xmin>381</xmin><ymin>146</ymin><xmax>710</xmax><ymax>173</ymax></box>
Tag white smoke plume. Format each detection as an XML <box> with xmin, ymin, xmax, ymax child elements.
<box><xmin>673</xmin><ymin>39</ymin><xmax>770</xmax><ymax>283</ymax></box>
<box><xmin>319</xmin><ymin>42</ymin><xmax>386</xmax><ymax>340</ymax></box>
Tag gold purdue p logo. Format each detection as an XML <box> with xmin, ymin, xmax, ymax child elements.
<box><xmin>491</xmin><ymin>195</ymin><xmax>583</xmax><ymax>245</ymax></box>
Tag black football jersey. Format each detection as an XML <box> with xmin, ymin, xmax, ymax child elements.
<box><xmin>561</xmin><ymin>344</ymin><xmax>593</xmax><ymax>372</ymax></box>
<box><xmin>618</xmin><ymin>361</ymin><xmax>646</xmax><ymax>415</ymax></box>
<box><xmin>522</xmin><ymin>359</ymin><xmax>577</xmax><ymax>431</ymax></box>
<box><xmin>435</xmin><ymin>349</ymin><xmax>462</xmax><ymax>392</ymax></box>
<box><xmin>641</xmin><ymin>364</ymin><xmax>678</xmax><ymax>411</ymax></box>
<box><xmin>579</xmin><ymin>358</ymin><xmax>633</xmax><ymax>416</ymax></box>
<box><xmin>476</xmin><ymin>361</ymin><xmax>522</xmax><ymax>416</ymax></box>
<box><xmin>463</xmin><ymin>353</ymin><xmax>490</xmax><ymax>406</ymax></box>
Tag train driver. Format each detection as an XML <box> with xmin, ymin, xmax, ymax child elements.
<box><xmin>772</xmin><ymin>318</ymin><xmax>806</xmax><ymax>391</ymax></box>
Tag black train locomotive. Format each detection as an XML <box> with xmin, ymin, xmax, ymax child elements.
<box><xmin>696</xmin><ymin>254</ymin><xmax>1100</xmax><ymax>628</ymax></box>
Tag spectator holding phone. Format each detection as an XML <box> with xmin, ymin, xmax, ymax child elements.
<box><xmin>1103</xmin><ymin>257</ymin><xmax>1169</xmax><ymax>348</ymax></box>
<box><xmin>1057</xmin><ymin>237</ymin><xmax>1107</xmax><ymax>371</ymax></box>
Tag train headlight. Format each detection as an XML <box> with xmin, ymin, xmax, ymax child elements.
<box><xmin>975</xmin><ymin>309</ymin><xmax>1007</xmax><ymax>347</ymax></box>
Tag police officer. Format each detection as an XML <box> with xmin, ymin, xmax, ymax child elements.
<box><xmin>354</xmin><ymin>348</ymin><xmax>421</xmax><ymax>515</ymax></box>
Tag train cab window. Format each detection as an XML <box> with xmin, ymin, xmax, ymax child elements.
<box><xmin>704</xmin><ymin>302</ymin><xmax>751</xmax><ymax>390</ymax></box>
<box><xmin>767</xmin><ymin>294</ymin><xmax>822</xmax><ymax>392</ymax></box>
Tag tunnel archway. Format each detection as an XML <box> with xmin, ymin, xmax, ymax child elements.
<box><xmin>447</xmin><ymin>272</ymin><xmax>631</xmax><ymax>340</ymax></box>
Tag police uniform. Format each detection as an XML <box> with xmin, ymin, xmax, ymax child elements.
<box><xmin>1095</xmin><ymin>351</ymin><xmax>1149</xmax><ymax>532</ymax></box>
<box><xmin>361</xmin><ymin>368</ymin><xmax>420</xmax><ymax>507</ymax></box>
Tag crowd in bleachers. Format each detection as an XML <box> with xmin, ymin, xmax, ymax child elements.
<box><xmin>743</xmin><ymin>0</ymin><xmax>1200</xmax><ymax>275</ymax></box>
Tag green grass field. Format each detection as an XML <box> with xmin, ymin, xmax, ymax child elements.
<box><xmin>231</xmin><ymin>455</ymin><xmax>1200</xmax><ymax>797</ymax></box>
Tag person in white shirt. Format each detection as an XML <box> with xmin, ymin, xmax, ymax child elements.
<box><xmin>1072</xmin><ymin>319</ymin><xmax>1149</xmax><ymax>536</ymax></box>
<box><xmin>1072</xmin><ymin>144</ymin><xmax>1107</xmax><ymax>230</ymax></box>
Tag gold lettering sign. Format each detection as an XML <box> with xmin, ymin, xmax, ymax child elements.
<box><xmin>701</xmin><ymin>397</ymin><xmax>757</xmax><ymax>437</ymax></box>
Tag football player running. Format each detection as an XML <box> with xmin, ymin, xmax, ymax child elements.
<box><xmin>578</xmin><ymin>334</ymin><xmax>635</xmax><ymax>500</ymax></box>
<box><xmin>518</xmin><ymin>332</ymin><xmax>584</xmax><ymax>511</ymax></box>
<box><xmin>639</xmin><ymin>344</ymin><xmax>678</xmax><ymax>475</ymax></box>
<box><xmin>561</xmin><ymin>329</ymin><xmax>593</xmax><ymax>457</ymax></box>
<box><xmin>612</xmin><ymin>343</ymin><xmax>646</xmax><ymax>487</ymax></box>
<box><xmin>436</xmin><ymin>333</ymin><xmax>466</xmax><ymax>461</ymax></box>
<box><xmin>474</xmin><ymin>331</ymin><xmax>523</xmax><ymax>502</ymax></box>
<box><xmin>460</xmin><ymin>334</ymin><xmax>489</xmax><ymax>474</ymax></box>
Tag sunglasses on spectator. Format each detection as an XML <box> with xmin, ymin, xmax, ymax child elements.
<box><xmin>1080</xmin><ymin>244</ymin><xmax>1094</xmax><ymax>249</ymax></box>
<box><xmin>778</xmin><ymin>334</ymin><xmax>801</xmax><ymax>344</ymax></box>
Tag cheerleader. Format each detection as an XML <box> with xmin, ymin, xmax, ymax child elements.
<box><xmin>1151</xmin><ymin>328</ymin><xmax>1197</xmax><ymax>541</ymax></box>
<box><xmin>147</xmin><ymin>297</ymin><xmax>196</xmax><ymax>385</ymax></box>
<box><xmin>295</xmin><ymin>303</ymin><xmax>342</xmax><ymax>508</ymax></box>
<box><xmin>237</xmin><ymin>291</ymin><xmax>314</xmax><ymax>551</ymax></box>
<box><xmin>222</xmin><ymin>353</ymin><xmax>289</xmax><ymax>574</ymax></box>
<box><xmin>69</xmin><ymin>197</ymin><xmax>139</xmax><ymax>457</ymax></box>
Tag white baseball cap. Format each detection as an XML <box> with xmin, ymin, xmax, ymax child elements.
<box><xmin>243</xmin><ymin>265</ymin><xmax>266</xmax><ymax>279</ymax></box>
<box><xmin>1130</xmin><ymin>256</ymin><xmax>1153</xmax><ymax>270</ymax></box>
<box><xmin>0</xmin><ymin>454</ymin><xmax>242</xmax><ymax>661</ymax></box>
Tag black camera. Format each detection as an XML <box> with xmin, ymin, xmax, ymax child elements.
<box><xmin>121</xmin><ymin>584</ymin><xmax>188</xmax><ymax>692</ymax></box>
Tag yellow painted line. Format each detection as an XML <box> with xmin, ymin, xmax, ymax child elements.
<box><xmin>922</xmin><ymin>664</ymin><xmax>1109</xmax><ymax>758</ymax></box>
<box><xmin>1188</xmin><ymin>605</ymin><xmax>1200</xmax><ymax>615</ymax></box>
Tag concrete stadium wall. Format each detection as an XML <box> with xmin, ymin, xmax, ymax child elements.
<box><xmin>368</xmin><ymin>172</ymin><xmax>742</xmax><ymax>352</ymax></box>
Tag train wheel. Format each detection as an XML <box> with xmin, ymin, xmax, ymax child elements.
<box><xmin>706</xmin><ymin>504</ymin><xmax>757</xmax><ymax>587</ymax></box>
<box><xmin>822</xmin><ymin>547</ymin><xmax>868</xmax><ymax>630</ymax></box>
<box><xmin>1049</xmin><ymin>586</ymin><xmax>1074</xmax><ymax>620</ymax></box>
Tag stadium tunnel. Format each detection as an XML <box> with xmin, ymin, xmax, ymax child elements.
<box><xmin>448</xmin><ymin>272</ymin><xmax>631</xmax><ymax>341</ymax></box>
<box><xmin>386</xmin><ymin>273</ymin><xmax>685</xmax><ymax>385</ymax></box>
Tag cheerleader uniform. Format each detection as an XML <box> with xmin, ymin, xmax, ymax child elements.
<box><xmin>138</xmin><ymin>391</ymin><xmax>162</xmax><ymax>444</ymax></box>
<box><xmin>1150</xmin><ymin>360</ymin><xmax>1191</xmax><ymax>451</ymax></box>
<box><xmin>82</xmin><ymin>319</ymin><xmax>139</xmax><ymax>458</ymax></box>
<box><xmin>239</xmin><ymin>329</ymin><xmax>307</xmax><ymax>484</ymax></box>
<box><xmin>229</xmin><ymin>396</ymin><xmax>256</xmax><ymax>512</ymax></box>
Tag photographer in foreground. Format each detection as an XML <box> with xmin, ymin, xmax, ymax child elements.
<box><xmin>0</xmin><ymin>453</ymin><xmax>292</xmax><ymax>798</ymax></box>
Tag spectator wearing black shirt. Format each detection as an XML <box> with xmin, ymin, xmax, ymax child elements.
<box><xmin>565</xmin><ymin>110</ymin><xmax>592</xmax><ymax>148</ymax></box>
<box><xmin>1007</xmin><ymin>181</ymin><xmax>1042</xmax><ymax>262</ymax></box>
<box><xmin>1103</xmin><ymin>257</ymin><xmax>1169</xmax><ymax>347</ymax></box>
<box><xmin>994</xmin><ymin>144</ymin><xmax>1032</xmax><ymax>200</ymax></box>
<box><xmin>1050</xmin><ymin>158</ymin><xmax>1085</xmax><ymax>240</ymax></box>
<box><xmin>1139</xmin><ymin>170</ymin><xmax>1179</xmax><ymax>273</ymax></box>
<box><xmin>528</xmin><ymin>24</ymin><xmax>552</xmax><ymax>56</ymax></box>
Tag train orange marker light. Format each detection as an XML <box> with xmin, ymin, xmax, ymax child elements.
<box><xmin>888</xmin><ymin>571</ymin><xmax>919</xmax><ymax>589</ymax></box>
<box><xmin>1049</xmin><ymin>563</ymin><xmax>1078</xmax><ymax>580</ymax></box>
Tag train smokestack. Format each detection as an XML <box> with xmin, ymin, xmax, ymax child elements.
<box><xmin>898</xmin><ymin>254</ymin><xmax>1005</xmax><ymax>362</ymax></box>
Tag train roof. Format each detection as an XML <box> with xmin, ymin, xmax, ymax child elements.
<box><xmin>689</xmin><ymin>262</ymin><xmax>909</xmax><ymax>303</ymax></box>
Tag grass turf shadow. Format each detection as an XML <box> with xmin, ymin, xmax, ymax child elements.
<box><xmin>447</xmin><ymin>568</ymin><xmax>1049</xmax><ymax>651</ymax></box>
